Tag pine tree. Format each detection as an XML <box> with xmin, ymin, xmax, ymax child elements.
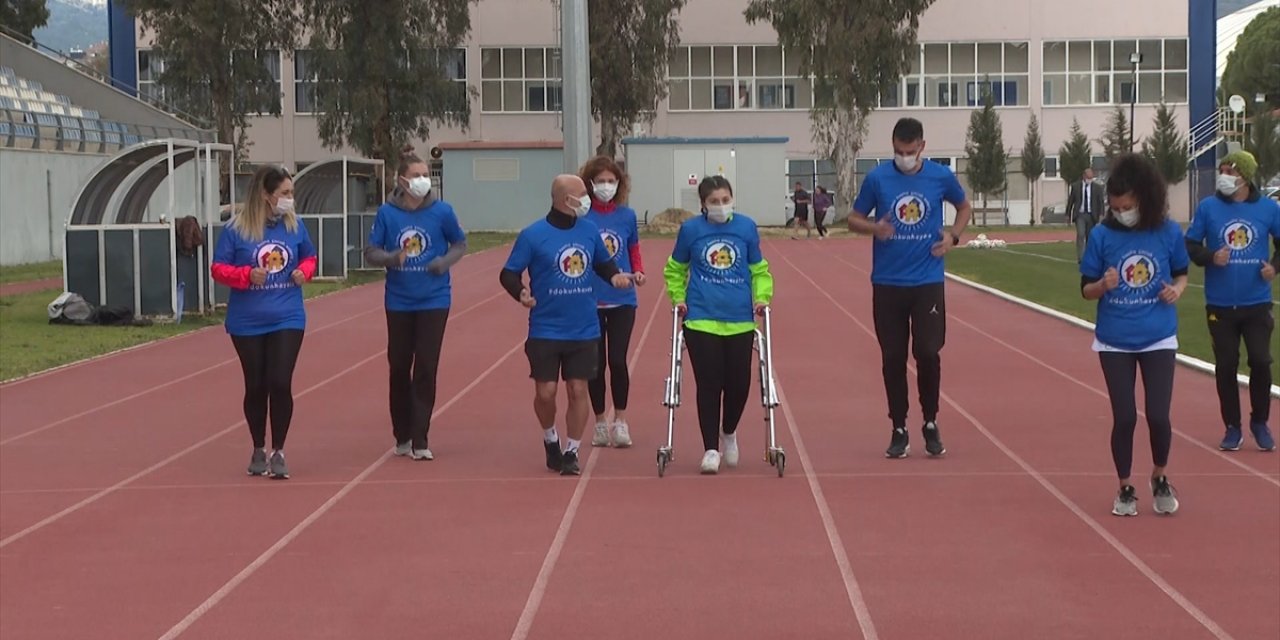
<box><xmin>964</xmin><ymin>86</ymin><xmax>1008</xmax><ymax>218</ymax></box>
<box><xmin>1099</xmin><ymin>105</ymin><xmax>1130</xmax><ymax>160</ymax></box>
<box><xmin>1059</xmin><ymin>118</ymin><xmax>1093</xmax><ymax>184</ymax></box>
<box><xmin>1020</xmin><ymin>114</ymin><xmax>1045</xmax><ymax>224</ymax></box>
<box><xmin>1246</xmin><ymin>110</ymin><xmax>1280</xmax><ymax>185</ymax></box>
<box><xmin>0</xmin><ymin>0</ymin><xmax>50</xmax><ymax>44</ymax></box>
<box><xmin>745</xmin><ymin>0</ymin><xmax>936</xmax><ymax>217</ymax></box>
<box><xmin>1140</xmin><ymin>102</ymin><xmax>1189</xmax><ymax>185</ymax></box>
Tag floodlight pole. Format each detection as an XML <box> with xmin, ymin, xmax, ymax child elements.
<box><xmin>560</xmin><ymin>0</ymin><xmax>593</xmax><ymax>171</ymax></box>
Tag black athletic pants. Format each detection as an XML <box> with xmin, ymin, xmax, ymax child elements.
<box><xmin>1099</xmin><ymin>349</ymin><xmax>1175</xmax><ymax>480</ymax></box>
<box><xmin>683</xmin><ymin>327</ymin><xmax>754</xmax><ymax>451</ymax></box>
<box><xmin>814</xmin><ymin>209</ymin><xmax>828</xmax><ymax>237</ymax></box>
<box><xmin>231</xmin><ymin>329</ymin><xmax>305</xmax><ymax>451</ymax></box>
<box><xmin>387</xmin><ymin>309</ymin><xmax>450</xmax><ymax>449</ymax></box>
<box><xmin>1206</xmin><ymin>304</ymin><xmax>1275</xmax><ymax>428</ymax></box>
<box><xmin>589</xmin><ymin>306</ymin><xmax>636</xmax><ymax>416</ymax></box>
<box><xmin>872</xmin><ymin>283</ymin><xmax>945</xmax><ymax>429</ymax></box>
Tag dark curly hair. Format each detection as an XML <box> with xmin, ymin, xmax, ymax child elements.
<box><xmin>697</xmin><ymin>175</ymin><xmax>733</xmax><ymax>207</ymax></box>
<box><xmin>1105</xmin><ymin>153</ymin><xmax>1168</xmax><ymax>231</ymax></box>
<box><xmin>578</xmin><ymin>155</ymin><xmax>630</xmax><ymax>204</ymax></box>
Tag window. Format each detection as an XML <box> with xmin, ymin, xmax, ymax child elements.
<box><xmin>294</xmin><ymin>48</ymin><xmax>466</xmax><ymax>114</ymax></box>
<box><xmin>137</xmin><ymin>50</ymin><xmax>165</xmax><ymax>103</ymax></box>
<box><xmin>234</xmin><ymin>49</ymin><xmax>281</xmax><ymax>115</ymax></box>
<box><xmin>785</xmin><ymin>159</ymin><xmax>836</xmax><ymax>194</ymax></box>
<box><xmin>1043</xmin><ymin>38</ymin><xmax>1187</xmax><ymax>106</ymax></box>
<box><xmin>893</xmin><ymin>41</ymin><xmax>1029</xmax><ymax>108</ymax></box>
<box><xmin>668</xmin><ymin>45</ymin><xmax>811</xmax><ymax>111</ymax></box>
<box><xmin>480</xmin><ymin>47</ymin><xmax>562</xmax><ymax>113</ymax></box>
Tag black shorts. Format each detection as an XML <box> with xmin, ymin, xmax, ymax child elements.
<box><xmin>525</xmin><ymin>338</ymin><xmax>599</xmax><ymax>382</ymax></box>
<box><xmin>794</xmin><ymin>209</ymin><xmax>809</xmax><ymax>221</ymax></box>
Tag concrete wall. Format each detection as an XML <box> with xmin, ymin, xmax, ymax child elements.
<box><xmin>439</xmin><ymin>146</ymin><xmax>564</xmax><ymax>231</ymax></box>
<box><xmin>623</xmin><ymin>139</ymin><xmax>789</xmax><ymax>226</ymax></box>
<box><xmin>0</xmin><ymin>147</ymin><xmax>207</xmax><ymax>266</ymax></box>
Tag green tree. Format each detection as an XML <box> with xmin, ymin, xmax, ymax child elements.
<box><xmin>1141</xmin><ymin>102</ymin><xmax>1189</xmax><ymax>185</ymax></box>
<box><xmin>1099</xmin><ymin>105</ymin><xmax>1130</xmax><ymax>159</ymax></box>
<box><xmin>589</xmin><ymin>0</ymin><xmax>687</xmax><ymax>158</ymax></box>
<box><xmin>123</xmin><ymin>0</ymin><xmax>291</xmax><ymax>189</ymax></box>
<box><xmin>1059</xmin><ymin>118</ymin><xmax>1093</xmax><ymax>184</ymax></box>
<box><xmin>1020</xmin><ymin>113</ymin><xmax>1045</xmax><ymax>224</ymax></box>
<box><xmin>0</xmin><ymin>0</ymin><xmax>49</xmax><ymax>44</ymax></box>
<box><xmin>963</xmin><ymin>87</ymin><xmax>1008</xmax><ymax>219</ymax></box>
<box><xmin>1246</xmin><ymin>110</ymin><xmax>1280</xmax><ymax>185</ymax></box>
<box><xmin>301</xmin><ymin>0</ymin><xmax>474</xmax><ymax>178</ymax></box>
<box><xmin>744</xmin><ymin>0</ymin><xmax>936</xmax><ymax>216</ymax></box>
<box><xmin>1221</xmin><ymin>6</ymin><xmax>1280</xmax><ymax>112</ymax></box>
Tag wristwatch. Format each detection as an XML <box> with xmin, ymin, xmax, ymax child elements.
<box><xmin>949</xmin><ymin>231</ymin><xmax>960</xmax><ymax>246</ymax></box>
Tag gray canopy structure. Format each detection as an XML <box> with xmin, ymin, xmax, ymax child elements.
<box><xmin>63</xmin><ymin>138</ymin><xmax>233</xmax><ymax>319</ymax></box>
<box><xmin>291</xmin><ymin>157</ymin><xmax>386</xmax><ymax>277</ymax></box>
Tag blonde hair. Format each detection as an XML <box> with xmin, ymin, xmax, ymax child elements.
<box><xmin>231</xmin><ymin>164</ymin><xmax>298</xmax><ymax>242</ymax></box>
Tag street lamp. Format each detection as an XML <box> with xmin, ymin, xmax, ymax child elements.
<box><xmin>1129</xmin><ymin>52</ymin><xmax>1143</xmax><ymax>151</ymax></box>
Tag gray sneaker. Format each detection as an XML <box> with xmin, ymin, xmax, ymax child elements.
<box><xmin>411</xmin><ymin>448</ymin><xmax>434</xmax><ymax>461</ymax></box>
<box><xmin>1112</xmin><ymin>485</ymin><xmax>1138</xmax><ymax>517</ymax></box>
<box><xmin>269</xmin><ymin>451</ymin><xmax>289</xmax><ymax>479</ymax></box>
<box><xmin>394</xmin><ymin>441</ymin><xmax>412</xmax><ymax>456</ymax></box>
<box><xmin>247</xmin><ymin>449</ymin><xmax>268</xmax><ymax>476</ymax></box>
<box><xmin>1151</xmin><ymin>476</ymin><xmax>1179</xmax><ymax>515</ymax></box>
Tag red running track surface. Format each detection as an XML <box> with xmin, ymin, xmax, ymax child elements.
<box><xmin>0</xmin><ymin>238</ymin><xmax>1276</xmax><ymax>640</ymax></box>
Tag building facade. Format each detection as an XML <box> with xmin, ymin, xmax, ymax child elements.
<box><xmin>110</xmin><ymin>0</ymin><xmax>1215</xmax><ymax>224</ymax></box>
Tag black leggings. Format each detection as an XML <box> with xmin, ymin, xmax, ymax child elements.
<box><xmin>1099</xmin><ymin>349</ymin><xmax>1175</xmax><ymax>480</ymax></box>
<box><xmin>589</xmin><ymin>306</ymin><xmax>636</xmax><ymax>416</ymax></box>
<box><xmin>815</xmin><ymin>209</ymin><xmax>828</xmax><ymax>237</ymax></box>
<box><xmin>386</xmin><ymin>309</ymin><xmax>450</xmax><ymax>449</ymax></box>
<box><xmin>1206</xmin><ymin>304</ymin><xmax>1275</xmax><ymax>428</ymax></box>
<box><xmin>231</xmin><ymin>329</ymin><xmax>305</xmax><ymax>451</ymax></box>
<box><xmin>872</xmin><ymin>283</ymin><xmax>945</xmax><ymax>428</ymax></box>
<box><xmin>683</xmin><ymin>327</ymin><xmax>754</xmax><ymax>451</ymax></box>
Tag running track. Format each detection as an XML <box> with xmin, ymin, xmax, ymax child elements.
<box><xmin>0</xmin><ymin>239</ymin><xmax>1276</xmax><ymax>639</ymax></box>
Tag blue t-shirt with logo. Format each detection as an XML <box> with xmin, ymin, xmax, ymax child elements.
<box><xmin>852</xmin><ymin>159</ymin><xmax>968</xmax><ymax>287</ymax></box>
<box><xmin>584</xmin><ymin>206</ymin><xmax>639</xmax><ymax>307</ymax></box>
<box><xmin>1080</xmin><ymin>220</ymin><xmax>1190</xmax><ymax>351</ymax></box>
<box><xmin>1186</xmin><ymin>194</ymin><xmax>1280</xmax><ymax>308</ymax></box>
<box><xmin>671</xmin><ymin>213</ymin><xmax>762</xmax><ymax>324</ymax></box>
<box><xmin>368</xmin><ymin>199</ymin><xmax>466</xmax><ymax>311</ymax></box>
<box><xmin>214</xmin><ymin>218</ymin><xmax>316</xmax><ymax>336</ymax></box>
<box><xmin>504</xmin><ymin>217</ymin><xmax>613</xmax><ymax>341</ymax></box>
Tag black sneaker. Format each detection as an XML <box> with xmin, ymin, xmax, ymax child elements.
<box><xmin>885</xmin><ymin>427</ymin><xmax>909</xmax><ymax>458</ymax></box>
<box><xmin>560</xmin><ymin>449</ymin><xmax>581</xmax><ymax>476</ymax></box>
<box><xmin>923</xmin><ymin>421</ymin><xmax>946</xmax><ymax>456</ymax></box>
<box><xmin>544</xmin><ymin>441</ymin><xmax>563</xmax><ymax>472</ymax></box>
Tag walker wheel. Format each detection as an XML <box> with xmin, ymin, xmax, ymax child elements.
<box><xmin>657</xmin><ymin>451</ymin><xmax>670</xmax><ymax>478</ymax></box>
<box><xmin>775</xmin><ymin>451</ymin><xmax>786</xmax><ymax>477</ymax></box>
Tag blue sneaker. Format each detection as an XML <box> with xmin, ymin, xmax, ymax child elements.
<box><xmin>1219</xmin><ymin>426</ymin><xmax>1244</xmax><ymax>451</ymax></box>
<box><xmin>1249</xmin><ymin>422</ymin><xmax>1276</xmax><ymax>452</ymax></box>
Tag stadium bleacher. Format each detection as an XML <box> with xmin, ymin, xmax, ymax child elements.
<box><xmin>0</xmin><ymin>65</ymin><xmax>195</xmax><ymax>152</ymax></box>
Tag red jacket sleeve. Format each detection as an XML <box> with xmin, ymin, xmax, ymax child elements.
<box><xmin>628</xmin><ymin>242</ymin><xmax>644</xmax><ymax>274</ymax></box>
<box><xmin>211</xmin><ymin>262</ymin><xmax>252</xmax><ymax>290</ymax></box>
<box><xmin>297</xmin><ymin>255</ymin><xmax>318</xmax><ymax>280</ymax></box>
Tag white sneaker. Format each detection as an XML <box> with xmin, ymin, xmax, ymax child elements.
<box><xmin>394</xmin><ymin>441</ymin><xmax>412</xmax><ymax>456</ymax></box>
<box><xmin>700</xmin><ymin>449</ymin><xmax>721</xmax><ymax>474</ymax></box>
<box><xmin>611</xmin><ymin>421</ymin><xmax>632</xmax><ymax>448</ymax></box>
<box><xmin>592</xmin><ymin>422</ymin><xmax>611</xmax><ymax>447</ymax></box>
<box><xmin>411</xmin><ymin>448</ymin><xmax>433</xmax><ymax>461</ymax></box>
<box><xmin>722</xmin><ymin>433</ymin><xmax>739</xmax><ymax>468</ymax></box>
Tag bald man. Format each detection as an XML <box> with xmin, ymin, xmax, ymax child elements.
<box><xmin>500</xmin><ymin>174</ymin><xmax>634</xmax><ymax>475</ymax></box>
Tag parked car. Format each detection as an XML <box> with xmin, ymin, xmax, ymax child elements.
<box><xmin>1040</xmin><ymin>201</ymin><xmax>1069</xmax><ymax>224</ymax></box>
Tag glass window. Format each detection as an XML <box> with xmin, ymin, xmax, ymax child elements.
<box><xmin>480</xmin><ymin>47</ymin><xmax>564</xmax><ymax>112</ymax></box>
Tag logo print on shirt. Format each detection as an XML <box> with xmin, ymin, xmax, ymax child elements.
<box><xmin>397</xmin><ymin>227</ymin><xmax>430</xmax><ymax>259</ymax></box>
<box><xmin>705</xmin><ymin>241</ymin><xmax>738</xmax><ymax>270</ymax></box>
<box><xmin>601</xmin><ymin>230</ymin><xmax>622</xmax><ymax>258</ymax></box>
<box><xmin>1222</xmin><ymin>221</ymin><xmax>1254</xmax><ymax>251</ymax></box>
<box><xmin>891</xmin><ymin>193</ymin><xmax>927</xmax><ymax>226</ymax></box>
<box><xmin>557</xmin><ymin>245</ymin><xmax>589</xmax><ymax>279</ymax></box>
<box><xmin>1120</xmin><ymin>253</ymin><xmax>1157</xmax><ymax>289</ymax></box>
<box><xmin>256</xmin><ymin>242</ymin><xmax>292</xmax><ymax>274</ymax></box>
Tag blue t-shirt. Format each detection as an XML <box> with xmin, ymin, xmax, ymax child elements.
<box><xmin>671</xmin><ymin>213</ymin><xmax>762</xmax><ymax>324</ymax></box>
<box><xmin>368</xmin><ymin>199</ymin><xmax>466</xmax><ymax>311</ymax></box>
<box><xmin>504</xmin><ymin>217</ymin><xmax>613</xmax><ymax>341</ymax></box>
<box><xmin>214</xmin><ymin>218</ymin><xmax>316</xmax><ymax>336</ymax></box>
<box><xmin>1080</xmin><ymin>220</ymin><xmax>1190</xmax><ymax>351</ymax></box>
<box><xmin>852</xmin><ymin>160</ymin><xmax>968</xmax><ymax>287</ymax></box>
<box><xmin>584</xmin><ymin>205</ymin><xmax>639</xmax><ymax>308</ymax></box>
<box><xmin>1186</xmin><ymin>193</ymin><xmax>1280</xmax><ymax>308</ymax></box>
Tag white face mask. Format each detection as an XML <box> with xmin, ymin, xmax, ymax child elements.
<box><xmin>272</xmin><ymin>197</ymin><xmax>294</xmax><ymax>218</ymax></box>
<box><xmin>706</xmin><ymin>203</ymin><xmax>733</xmax><ymax>223</ymax></box>
<box><xmin>1113</xmin><ymin>207</ymin><xmax>1139</xmax><ymax>228</ymax></box>
<box><xmin>1216</xmin><ymin>173</ymin><xmax>1241</xmax><ymax>196</ymax></box>
<box><xmin>407</xmin><ymin>176</ymin><xmax>432</xmax><ymax>198</ymax></box>
<box><xmin>592</xmin><ymin>181</ymin><xmax>618</xmax><ymax>202</ymax></box>
<box><xmin>568</xmin><ymin>194</ymin><xmax>591</xmax><ymax>217</ymax></box>
<box><xmin>894</xmin><ymin>152</ymin><xmax>920</xmax><ymax>173</ymax></box>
